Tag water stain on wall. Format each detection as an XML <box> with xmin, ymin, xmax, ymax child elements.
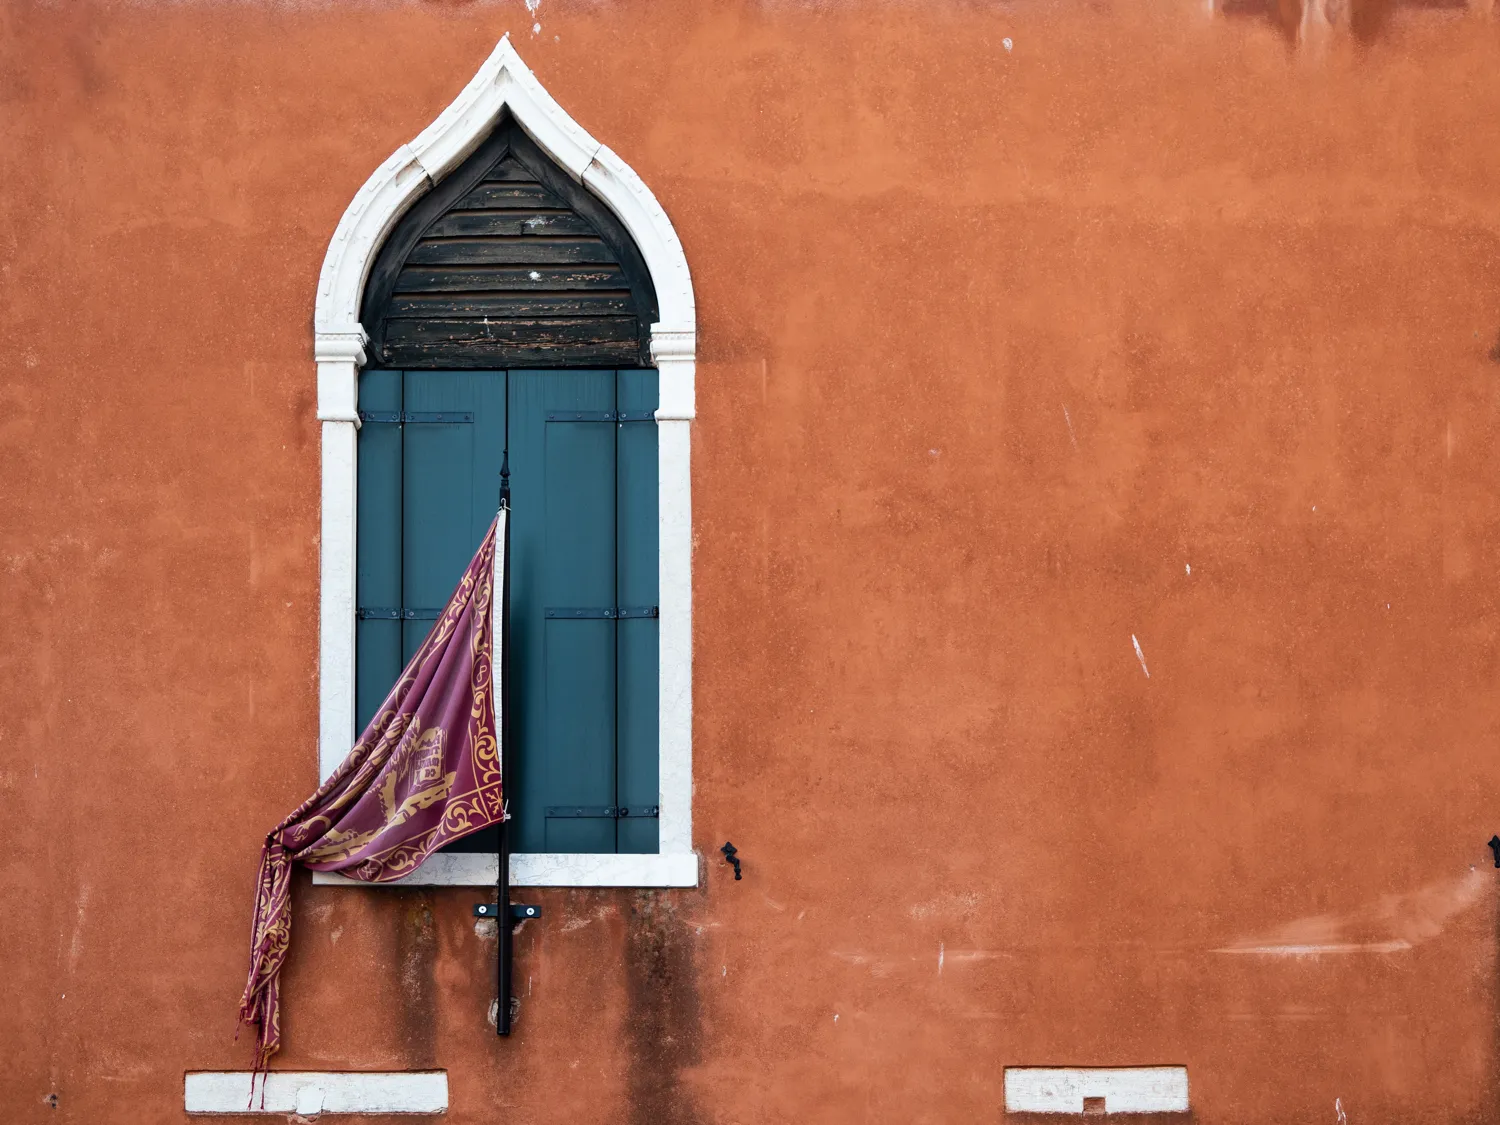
<box><xmin>624</xmin><ymin>891</ymin><xmax>704</xmax><ymax>1125</ymax></box>
<box><xmin>394</xmin><ymin>891</ymin><xmax>439</xmax><ymax>1067</ymax></box>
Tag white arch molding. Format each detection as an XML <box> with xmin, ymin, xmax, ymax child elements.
<box><xmin>311</xmin><ymin>36</ymin><xmax>696</xmax><ymax>888</ymax></box>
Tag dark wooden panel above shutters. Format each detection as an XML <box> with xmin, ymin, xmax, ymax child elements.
<box><xmin>360</xmin><ymin>114</ymin><xmax>658</xmax><ymax>369</ymax></box>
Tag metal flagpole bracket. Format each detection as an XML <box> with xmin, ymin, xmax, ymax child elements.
<box><xmin>473</xmin><ymin>902</ymin><xmax>540</xmax><ymax>923</ymax></box>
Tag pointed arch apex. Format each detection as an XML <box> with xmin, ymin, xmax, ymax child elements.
<box><xmin>406</xmin><ymin>33</ymin><xmax>600</xmax><ymax>190</ymax></box>
<box><xmin>314</xmin><ymin>34</ymin><xmax>694</xmax><ymax>360</ymax></box>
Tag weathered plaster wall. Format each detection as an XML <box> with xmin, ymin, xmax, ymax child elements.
<box><xmin>3</xmin><ymin>1</ymin><xmax>1500</xmax><ymax>1122</ymax></box>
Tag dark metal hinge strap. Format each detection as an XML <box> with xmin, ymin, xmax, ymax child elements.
<box><xmin>544</xmin><ymin>805</ymin><xmax>660</xmax><ymax>819</ymax></box>
<box><xmin>356</xmin><ymin>608</ymin><xmax>442</xmax><ymax>620</ymax></box>
<box><xmin>545</xmin><ymin>411</ymin><xmax>656</xmax><ymax>423</ymax></box>
<box><xmin>359</xmin><ymin>411</ymin><xmax>475</xmax><ymax>424</ymax></box>
<box><xmin>544</xmin><ymin>606</ymin><xmax>659</xmax><ymax>619</ymax></box>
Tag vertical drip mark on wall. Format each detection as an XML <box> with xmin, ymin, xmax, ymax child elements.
<box><xmin>625</xmin><ymin>893</ymin><xmax>704</xmax><ymax>1125</ymax></box>
<box><xmin>1063</xmin><ymin>405</ymin><xmax>1079</xmax><ymax>451</ymax></box>
<box><xmin>395</xmin><ymin>893</ymin><xmax>438</xmax><ymax>1067</ymax></box>
<box><xmin>1132</xmin><ymin>635</ymin><xmax>1150</xmax><ymax>679</ymax></box>
<box><xmin>65</xmin><ymin>883</ymin><xmax>90</xmax><ymax>973</ymax></box>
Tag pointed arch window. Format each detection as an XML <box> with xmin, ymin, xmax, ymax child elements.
<box><xmin>310</xmin><ymin>38</ymin><xmax>696</xmax><ymax>888</ymax></box>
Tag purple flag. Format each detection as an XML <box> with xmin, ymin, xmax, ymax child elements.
<box><xmin>239</xmin><ymin>511</ymin><xmax>505</xmax><ymax>1069</ymax></box>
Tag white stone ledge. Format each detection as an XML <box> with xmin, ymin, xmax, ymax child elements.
<box><xmin>311</xmin><ymin>850</ymin><xmax>698</xmax><ymax>888</ymax></box>
<box><xmin>1004</xmin><ymin>1067</ymin><xmax>1189</xmax><ymax>1115</ymax></box>
<box><xmin>185</xmin><ymin>1071</ymin><xmax>447</xmax><ymax>1115</ymax></box>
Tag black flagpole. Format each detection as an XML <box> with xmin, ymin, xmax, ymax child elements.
<box><xmin>497</xmin><ymin>447</ymin><xmax>514</xmax><ymax>1036</ymax></box>
<box><xmin>485</xmin><ymin>376</ymin><xmax>536</xmax><ymax>1038</ymax></box>
<box><xmin>477</xmin><ymin>389</ymin><xmax>535</xmax><ymax>1038</ymax></box>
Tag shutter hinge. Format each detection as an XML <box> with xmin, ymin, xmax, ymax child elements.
<box><xmin>543</xmin><ymin>606</ymin><xmax>658</xmax><ymax>619</ymax></box>
<box><xmin>356</xmin><ymin>608</ymin><xmax>442</xmax><ymax>620</ymax></box>
<box><xmin>545</xmin><ymin>411</ymin><xmax>656</xmax><ymax>423</ymax></box>
<box><xmin>473</xmin><ymin>903</ymin><xmax>541</xmax><ymax>922</ymax></box>
<box><xmin>543</xmin><ymin>805</ymin><xmax>660</xmax><ymax>819</ymax></box>
<box><xmin>358</xmin><ymin>411</ymin><xmax>475</xmax><ymax>424</ymax></box>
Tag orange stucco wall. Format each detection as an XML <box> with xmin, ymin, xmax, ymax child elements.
<box><xmin>4</xmin><ymin>2</ymin><xmax>1500</xmax><ymax>1122</ymax></box>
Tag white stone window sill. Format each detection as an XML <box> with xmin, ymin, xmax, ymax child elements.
<box><xmin>311</xmin><ymin>850</ymin><xmax>698</xmax><ymax>888</ymax></box>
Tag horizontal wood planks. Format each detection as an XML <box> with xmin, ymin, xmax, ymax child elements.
<box><xmin>426</xmin><ymin>212</ymin><xmax>596</xmax><ymax>238</ymax></box>
<box><xmin>393</xmin><ymin>265</ymin><xmax>628</xmax><ymax>293</ymax></box>
<box><xmin>387</xmin><ymin>293</ymin><xmax>634</xmax><ymax>318</ymax></box>
<box><xmin>450</xmin><ymin>182</ymin><xmax>564</xmax><ymax>210</ymax></box>
<box><xmin>382</xmin><ymin>318</ymin><xmax>640</xmax><ymax>367</ymax></box>
<box><xmin>405</xmin><ymin>238</ymin><xmax>618</xmax><ymax>266</ymax></box>
<box><xmin>361</xmin><ymin>119</ymin><xmax>657</xmax><ymax>368</ymax></box>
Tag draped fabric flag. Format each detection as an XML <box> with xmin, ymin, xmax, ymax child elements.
<box><xmin>239</xmin><ymin>510</ymin><xmax>506</xmax><ymax>1070</ymax></box>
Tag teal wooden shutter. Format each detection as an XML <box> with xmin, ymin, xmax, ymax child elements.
<box><xmin>354</xmin><ymin>369</ymin><xmax>403</xmax><ymax>732</ymax></box>
<box><xmin>615</xmin><ymin>369</ymin><xmax>659</xmax><ymax>854</ymax></box>
<box><xmin>401</xmin><ymin>371</ymin><xmax>508</xmax><ymax>661</ymax></box>
<box><xmin>356</xmin><ymin>369</ymin><xmax>506</xmax><ymax>725</ymax></box>
<box><xmin>508</xmin><ymin>370</ymin><xmax>617</xmax><ymax>853</ymax></box>
<box><xmin>355</xmin><ymin>368</ymin><xmax>658</xmax><ymax>855</ymax></box>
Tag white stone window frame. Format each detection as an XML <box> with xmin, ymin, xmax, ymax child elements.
<box><xmin>311</xmin><ymin>36</ymin><xmax>695</xmax><ymax>888</ymax></box>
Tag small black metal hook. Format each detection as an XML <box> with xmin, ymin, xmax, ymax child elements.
<box><xmin>720</xmin><ymin>841</ymin><xmax>742</xmax><ymax>881</ymax></box>
<box><xmin>1487</xmin><ymin>835</ymin><xmax>1500</xmax><ymax>868</ymax></box>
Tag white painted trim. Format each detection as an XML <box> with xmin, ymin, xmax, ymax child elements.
<box><xmin>312</xmin><ymin>37</ymin><xmax>695</xmax><ymax>887</ymax></box>
<box><xmin>317</xmin><ymin>414</ymin><xmax>359</xmax><ymax>774</ymax></box>
<box><xmin>1003</xmin><ymin>1068</ymin><xmax>1190</xmax><ymax>1115</ymax></box>
<box><xmin>185</xmin><ymin>1071</ymin><xmax>447</xmax><ymax>1115</ymax></box>
<box><xmin>312</xmin><ymin>850</ymin><xmax>698</xmax><ymax>888</ymax></box>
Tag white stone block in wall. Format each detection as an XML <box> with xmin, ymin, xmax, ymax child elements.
<box><xmin>184</xmin><ymin>1071</ymin><xmax>447</xmax><ymax>1115</ymax></box>
<box><xmin>1003</xmin><ymin>1067</ymin><xmax>1189</xmax><ymax>1114</ymax></box>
